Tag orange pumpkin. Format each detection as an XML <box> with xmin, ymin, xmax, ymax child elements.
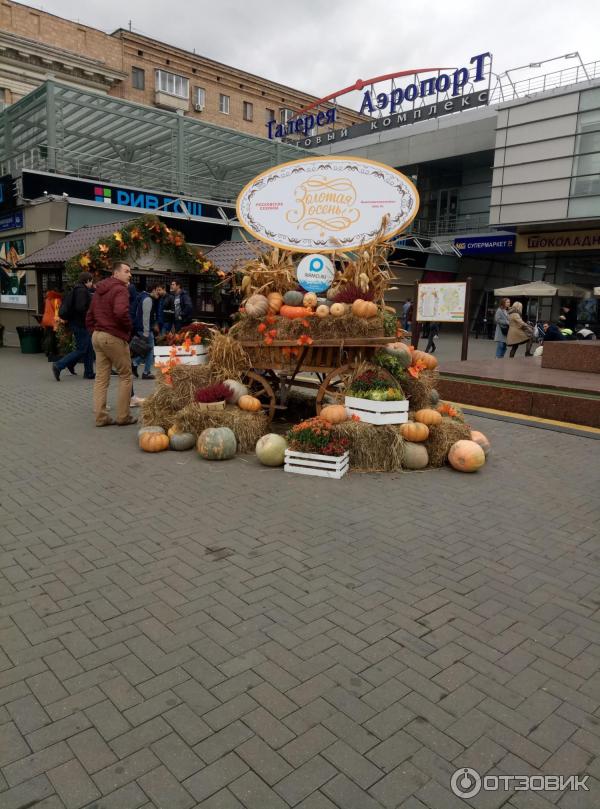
<box><xmin>419</xmin><ymin>352</ymin><xmax>438</xmax><ymax>370</ymax></box>
<box><xmin>414</xmin><ymin>408</ymin><xmax>442</xmax><ymax>426</ymax></box>
<box><xmin>267</xmin><ymin>292</ymin><xmax>283</xmax><ymax>313</ymax></box>
<box><xmin>330</xmin><ymin>303</ymin><xmax>346</xmax><ymax>318</ymax></box>
<box><xmin>139</xmin><ymin>432</ymin><xmax>170</xmax><ymax>452</ymax></box>
<box><xmin>400</xmin><ymin>421</ymin><xmax>429</xmax><ymax>442</ymax></box>
<box><xmin>280</xmin><ymin>305</ymin><xmax>314</xmax><ymax>319</ymax></box>
<box><xmin>238</xmin><ymin>395</ymin><xmax>262</xmax><ymax>412</ymax></box>
<box><xmin>470</xmin><ymin>430</ymin><xmax>491</xmax><ymax>456</ymax></box>
<box><xmin>352</xmin><ymin>299</ymin><xmax>377</xmax><ymax>318</ymax></box>
<box><xmin>320</xmin><ymin>404</ymin><xmax>348</xmax><ymax>424</ymax></box>
<box><xmin>448</xmin><ymin>439</ymin><xmax>486</xmax><ymax>472</ymax></box>
<box><xmin>303</xmin><ymin>292</ymin><xmax>318</xmax><ymax>309</ymax></box>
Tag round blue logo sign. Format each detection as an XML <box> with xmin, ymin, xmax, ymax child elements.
<box><xmin>297</xmin><ymin>254</ymin><xmax>335</xmax><ymax>293</ymax></box>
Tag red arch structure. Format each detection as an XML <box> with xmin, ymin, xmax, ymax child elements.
<box><xmin>294</xmin><ymin>67</ymin><xmax>453</xmax><ymax>115</ymax></box>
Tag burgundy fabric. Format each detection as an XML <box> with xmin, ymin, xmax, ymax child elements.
<box><xmin>86</xmin><ymin>277</ymin><xmax>132</xmax><ymax>341</ymax></box>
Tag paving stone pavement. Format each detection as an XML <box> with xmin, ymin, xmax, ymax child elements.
<box><xmin>1</xmin><ymin>348</ymin><xmax>599</xmax><ymax>809</ymax></box>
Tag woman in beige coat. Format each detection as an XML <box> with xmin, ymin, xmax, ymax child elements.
<box><xmin>506</xmin><ymin>302</ymin><xmax>534</xmax><ymax>357</ymax></box>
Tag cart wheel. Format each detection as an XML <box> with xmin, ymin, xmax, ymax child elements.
<box><xmin>243</xmin><ymin>370</ymin><xmax>276</xmax><ymax>423</ymax></box>
<box><xmin>315</xmin><ymin>363</ymin><xmax>397</xmax><ymax>415</ymax></box>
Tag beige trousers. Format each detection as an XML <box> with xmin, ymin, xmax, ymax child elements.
<box><xmin>92</xmin><ymin>331</ymin><xmax>132</xmax><ymax>424</ymax></box>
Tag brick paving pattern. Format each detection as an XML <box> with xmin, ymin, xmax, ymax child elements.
<box><xmin>0</xmin><ymin>349</ymin><xmax>599</xmax><ymax>809</ymax></box>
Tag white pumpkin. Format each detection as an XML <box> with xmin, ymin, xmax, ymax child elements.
<box><xmin>224</xmin><ymin>379</ymin><xmax>248</xmax><ymax>404</ymax></box>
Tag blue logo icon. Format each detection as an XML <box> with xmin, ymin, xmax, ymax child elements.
<box><xmin>309</xmin><ymin>257</ymin><xmax>324</xmax><ymax>273</ymax></box>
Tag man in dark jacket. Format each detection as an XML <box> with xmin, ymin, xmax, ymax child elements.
<box><xmin>52</xmin><ymin>272</ymin><xmax>94</xmax><ymax>380</ymax></box>
<box><xmin>132</xmin><ymin>284</ymin><xmax>160</xmax><ymax>379</ymax></box>
<box><xmin>86</xmin><ymin>262</ymin><xmax>136</xmax><ymax>427</ymax></box>
<box><xmin>156</xmin><ymin>284</ymin><xmax>174</xmax><ymax>334</ymax></box>
<box><xmin>170</xmin><ymin>280</ymin><xmax>193</xmax><ymax>332</ymax></box>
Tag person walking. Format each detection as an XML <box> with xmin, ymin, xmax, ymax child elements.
<box><xmin>40</xmin><ymin>286</ymin><xmax>64</xmax><ymax>363</ymax></box>
<box><xmin>52</xmin><ymin>272</ymin><xmax>95</xmax><ymax>380</ymax></box>
<box><xmin>402</xmin><ymin>299</ymin><xmax>413</xmax><ymax>332</ymax></box>
<box><xmin>170</xmin><ymin>280</ymin><xmax>193</xmax><ymax>333</ymax></box>
<box><xmin>156</xmin><ymin>284</ymin><xmax>174</xmax><ymax>335</ymax></box>
<box><xmin>493</xmin><ymin>297</ymin><xmax>511</xmax><ymax>358</ymax></box>
<box><xmin>86</xmin><ymin>262</ymin><xmax>137</xmax><ymax>427</ymax></box>
<box><xmin>506</xmin><ymin>301</ymin><xmax>534</xmax><ymax>358</ymax></box>
<box><xmin>425</xmin><ymin>321</ymin><xmax>439</xmax><ymax>353</ymax></box>
<box><xmin>132</xmin><ymin>284</ymin><xmax>160</xmax><ymax>380</ymax></box>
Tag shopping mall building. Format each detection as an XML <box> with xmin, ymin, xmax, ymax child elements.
<box><xmin>1</xmin><ymin>48</ymin><xmax>599</xmax><ymax>343</ymax></box>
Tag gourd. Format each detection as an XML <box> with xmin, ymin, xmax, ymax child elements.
<box><xmin>470</xmin><ymin>430</ymin><xmax>491</xmax><ymax>456</ymax></box>
<box><xmin>320</xmin><ymin>404</ymin><xmax>348</xmax><ymax>424</ymax></box>
<box><xmin>448</xmin><ymin>439</ymin><xmax>486</xmax><ymax>472</ymax></box>
<box><xmin>139</xmin><ymin>432</ymin><xmax>169</xmax><ymax>452</ymax></box>
<box><xmin>429</xmin><ymin>388</ymin><xmax>440</xmax><ymax>406</ymax></box>
<box><xmin>414</xmin><ymin>408</ymin><xmax>442</xmax><ymax>426</ymax></box>
<box><xmin>224</xmin><ymin>379</ymin><xmax>248</xmax><ymax>404</ymax></box>
<box><xmin>419</xmin><ymin>352</ymin><xmax>438</xmax><ymax>370</ymax></box>
<box><xmin>238</xmin><ymin>395</ymin><xmax>262</xmax><ymax>412</ymax></box>
<box><xmin>137</xmin><ymin>426</ymin><xmax>165</xmax><ymax>440</ymax></box>
<box><xmin>402</xmin><ymin>442</ymin><xmax>429</xmax><ymax>470</ymax></box>
<box><xmin>400</xmin><ymin>421</ymin><xmax>429</xmax><ymax>442</ymax></box>
<box><xmin>245</xmin><ymin>294</ymin><xmax>269</xmax><ymax>318</ymax></box>
<box><xmin>384</xmin><ymin>342</ymin><xmax>412</xmax><ymax>368</ymax></box>
<box><xmin>169</xmin><ymin>432</ymin><xmax>196</xmax><ymax>451</ymax></box>
<box><xmin>316</xmin><ymin>305</ymin><xmax>329</xmax><ymax>318</ymax></box>
<box><xmin>283</xmin><ymin>290</ymin><xmax>304</xmax><ymax>306</ymax></box>
<box><xmin>280</xmin><ymin>305</ymin><xmax>313</xmax><ymax>319</ymax></box>
<box><xmin>267</xmin><ymin>292</ymin><xmax>283</xmax><ymax>313</ymax></box>
<box><xmin>351</xmin><ymin>300</ymin><xmax>378</xmax><ymax>318</ymax></box>
<box><xmin>197</xmin><ymin>427</ymin><xmax>237</xmax><ymax>460</ymax></box>
<box><xmin>303</xmin><ymin>292</ymin><xmax>318</xmax><ymax>309</ymax></box>
<box><xmin>330</xmin><ymin>303</ymin><xmax>346</xmax><ymax>318</ymax></box>
<box><xmin>255</xmin><ymin>434</ymin><xmax>287</xmax><ymax>466</ymax></box>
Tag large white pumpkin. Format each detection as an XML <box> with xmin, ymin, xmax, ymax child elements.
<box><xmin>255</xmin><ymin>433</ymin><xmax>288</xmax><ymax>466</ymax></box>
<box><xmin>224</xmin><ymin>379</ymin><xmax>248</xmax><ymax>404</ymax></box>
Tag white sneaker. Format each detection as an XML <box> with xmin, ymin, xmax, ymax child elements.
<box><xmin>130</xmin><ymin>396</ymin><xmax>146</xmax><ymax>407</ymax></box>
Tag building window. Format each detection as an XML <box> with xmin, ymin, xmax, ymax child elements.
<box><xmin>280</xmin><ymin>108</ymin><xmax>294</xmax><ymax>125</ymax></box>
<box><xmin>131</xmin><ymin>67</ymin><xmax>145</xmax><ymax>90</ymax></box>
<box><xmin>155</xmin><ymin>69</ymin><xmax>189</xmax><ymax>99</ymax></box>
<box><xmin>266</xmin><ymin>108</ymin><xmax>275</xmax><ymax>123</ymax></box>
<box><xmin>219</xmin><ymin>94</ymin><xmax>230</xmax><ymax>114</ymax></box>
<box><xmin>194</xmin><ymin>87</ymin><xmax>206</xmax><ymax>110</ymax></box>
<box><xmin>243</xmin><ymin>101</ymin><xmax>253</xmax><ymax>121</ymax></box>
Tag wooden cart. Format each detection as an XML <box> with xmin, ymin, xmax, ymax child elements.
<box><xmin>239</xmin><ymin>336</ymin><xmax>398</xmax><ymax>421</ymax></box>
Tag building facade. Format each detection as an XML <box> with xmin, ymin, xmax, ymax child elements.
<box><xmin>0</xmin><ymin>1</ymin><xmax>362</xmax><ymax>137</ymax></box>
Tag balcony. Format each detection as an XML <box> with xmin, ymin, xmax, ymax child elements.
<box><xmin>154</xmin><ymin>91</ymin><xmax>189</xmax><ymax>113</ymax></box>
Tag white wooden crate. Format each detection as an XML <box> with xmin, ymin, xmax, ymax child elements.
<box><xmin>153</xmin><ymin>345</ymin><xmax>208</xmax><ymax>366</ymax></box>
<box><xmin>345</xmin><ymin>395</ymin><xmax>409</xmax><ymax>425</ymax></box>
<box><xmin>284</xmin><ymin>449</ymin><xmax>349</xmax><ymax>479</ymax></box>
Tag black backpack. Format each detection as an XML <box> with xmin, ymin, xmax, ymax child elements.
<box><xmin>58</xmin><ymin>289</ymin><xmax>74</xmax><ymax>321</ymax></box>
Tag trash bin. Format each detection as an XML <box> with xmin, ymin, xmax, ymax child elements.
<box><xmin>16</xmin><ymin>325</ymin><xmax>44</xmax><ymax>354</ymax></box>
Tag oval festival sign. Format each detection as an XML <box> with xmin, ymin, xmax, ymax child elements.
<box><xmin>236</xmin><ymin>156</ymin><xmax>419</xmax><ymax>253</ymax></box>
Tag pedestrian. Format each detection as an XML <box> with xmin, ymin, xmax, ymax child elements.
<box><xmin>86</xmin><ymin>262</ymin><xmax>137</xmax><ymax>427</ymax></box>
<box><xmin>132</xmin><ymin>284</ymin><xmax>160</xmax><ymax>380</ymax></box>
<box><xmin>40</xmin><ymin>286</ymin><xmax>64</xmax><ymax>363</ymax></box>
<box><xmin>425</xmin><ymin>321</ymin><xmax>439</xmax><ymax>353</ymax></box>
<box><xmin>402</xmin><ymin>299</ymin><xmax>413</xmax><ymax>331</ymax></box>
<box><xmin>506</xmin><ymin>302</ymin><xmax>534</xmax><ymax>358</ymax></box>
<box><xmin>170</xmin><ymin>280</ymin><xmax>193</xmax><ymax>332</ymax></box>
<box><xmin>543</xmin><ymin>321</ymin><xmax>564</xmax><ymax>341</ymax></box>
<box><xmin>52</xmin><ymin>272</ymin><xmax>95</xmax><ymax>381</ymax></box>
<box><xmin>493</xmin><ymin>297</ymin><xmax>511</xmax><ymax>358</ymax></box>
<box><xmin>156</xmin><ymin>283</ymin><xmax>174</xmax><ymax>335</ymax></box>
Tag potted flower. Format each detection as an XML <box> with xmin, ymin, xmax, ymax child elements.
<box><xmin>195</xmin><ymin>381</ymin><xmax>232</xmax><ymax>412</ymax></box>
<box><xmin>345</xmin><ymin>370</ymin><xmax>408</xmax><ymax>425</ymax></box>
<box><xmin>284</xmin><ymin>417</ymin><xmax>350</xmax><ymax>478</ymax></box>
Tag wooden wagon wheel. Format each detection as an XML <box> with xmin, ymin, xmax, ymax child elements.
<box><xmin>315</xmin><ymin>363</ymin><xmax>398</xmax><ymax>415</ymax></box>
<box><xmin>242</xmin><ymin>370</ymin><xmax>276</xmax><ymax>423</ymax></box>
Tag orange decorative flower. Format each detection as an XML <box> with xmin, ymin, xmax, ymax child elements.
<box><xmin>193</xmin><ymin>335</ymin><xmax>202</xmax><ymax>344</ymax></box>
<box><xmin>257</xmin><ymin>323</ymin><xmax>267</xmax><ymax>333</ymax></box>
<box><xmin>268</xmin><ymin>329</ymin><xmax>277</xmax><ymax>338</ymax></box>
<box><xmin>351</xmin><ymin>414</ymin><xmax>361</xmax><ymax>422</ymax></box>
<box><xmin>264</xmin><ymin>336</ymin><xmax>273</xmax><ymax>345</ymax></box>
<box><xmin>98</xmin><ymin>243</ymin><xmax>109</xmax><ymax>254</ymax></box>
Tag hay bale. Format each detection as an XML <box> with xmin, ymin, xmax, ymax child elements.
<box><xmin>403</xmin><ymin>369</ymin><xmax>439</xmax><ymax>410</ymax></box>
<box><xmin>424</xmin><ymin>416</ymin><xmax>472</xmax><ymax>467</ymax></box>
<box><xmin>330</xmin><ymin>421</ymin><xmax>405</xmax><ymax>472</ymax></box>
<box><xmin>173</xmin><ymin>404</ymin><xmax>268</xmax><ymax>453</ymax></box>
<box><xmin>230</xmin><ymin>313</ymin><xmax>385</xmax><ymax>341</ymax></box>
<box><xmin>141</xmin><ymin>385</ymin><xmax>183</xmax><ymax>430</ymax></box>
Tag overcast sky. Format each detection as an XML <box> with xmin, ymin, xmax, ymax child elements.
<box><xmin>29</xmin><ymin>0</ymin><xmax>600</xmax><ymax>104</ymax></box>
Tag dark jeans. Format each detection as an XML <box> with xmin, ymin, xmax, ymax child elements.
<box><xmin>56</xmin><ymin>325</ymin><xmax>94</xmax><ymax>375</ymax></box>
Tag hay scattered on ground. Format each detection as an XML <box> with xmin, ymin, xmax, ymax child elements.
<box><xmin>330</xmin><ymin>421</ymin><xmax>405</xmax><ymax>472</ymax></box>
<box><xmin>424</xmin><ymin>416</ymin><xmax>472</xmax><ymax>467</ymax></box>
<box><xmin>173</xmin><ymin>404</ymin><xmax>268</xmax><ymax>452</ymax></box>
<box><xmin>403</xmin><ymin>369</ymin><xmax>439</xmax><ymax>410</ymax></box>
<box><xmin>230</xmin><ymin>313</ymin><xmax>385</xmax><ymax>341</ymax></box>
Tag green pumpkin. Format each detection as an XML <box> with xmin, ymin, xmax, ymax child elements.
<box><xmin>383</xmin><ymin>345</ymin><xmax>412</xmax><ymax>368</ymax></box>
<box><xmin>283</xmin><ymin>290</ymin><xmax>304</xmax><ymax>306</ymax></box>
<box><xmin>197</xmin><ymin>427</ymin><xmax>237</xmax><ymax>460</ymax></box>
<box><xmin>170</xmin><ymin>432</ymin><xmax>196</xmax><ymax>451</ymax></box>
<box><xmin>137</xmin><ymin>426</ymin><xmax>165</xmax><ymax>440</ymax></box>
<box><xmin>402</xmin><ymin>442</ymin><xmax>429</xmax><ymax>470</ymax></box>
<box><xmin>255</xmin><ymin>433</ymin><xmax>287</xmax><ymax>466</ymax></box>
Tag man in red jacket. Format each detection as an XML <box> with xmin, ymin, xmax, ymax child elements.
<box><xmin>86</xmin><ymin>262</ymin><xmax>137</xmax><ymax>426</ymax></box>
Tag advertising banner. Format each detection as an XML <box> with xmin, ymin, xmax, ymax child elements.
<box><xmin>516</xmin><ymin>230</ymin><xmax>600</xmax><ymax>253</ymax></box>
<box><xmin>0</xmin><ymin>239</ymin><xmax>26</xmax><ymax>305</ymax></box>
<box><xmin>236</xmin><ymin>157</ymin><xmax>419</xmax><ymax>253</ymax></box>
<box><xmin>417</xmin><ymin>282</ymin><xmax>466</xmax><ymax>322</ymax></box>
<box><xmin>454</xmin><ymin>234</ymin><xmax>515</xmax><ymax>255</ymax></box>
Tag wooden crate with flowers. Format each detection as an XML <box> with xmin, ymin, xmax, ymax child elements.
<box><xmin>284</xmin><ymin>418</ymin><xmax>350</xmax><ymax>479</ymax></box>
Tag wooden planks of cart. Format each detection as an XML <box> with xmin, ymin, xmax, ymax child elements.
<box><xmin>238</xmin><ymin>336</ymin><xmax>398</xmax><ymax>421</ymax></box>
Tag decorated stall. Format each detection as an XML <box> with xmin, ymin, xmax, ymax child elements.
<box><xmin>140</xmin><ymin>157</ymin><xmax>490</xmax><ymax>476</ymax></box>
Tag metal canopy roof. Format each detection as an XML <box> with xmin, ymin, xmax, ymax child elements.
<box><xmin>0</xmin><ymin>81</ymin><xmax>309</xmax><ymax>203</ymax></box>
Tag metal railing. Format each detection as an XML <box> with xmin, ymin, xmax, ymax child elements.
<box><xmin>489</xmin><ymin>59</ymin><xmax>600</xmax><ymax>105</ymax></box>
<box><xmin>410</xmin><ymin>213</ymin><xmax>491</xmax><ymax>238</ymax></box>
